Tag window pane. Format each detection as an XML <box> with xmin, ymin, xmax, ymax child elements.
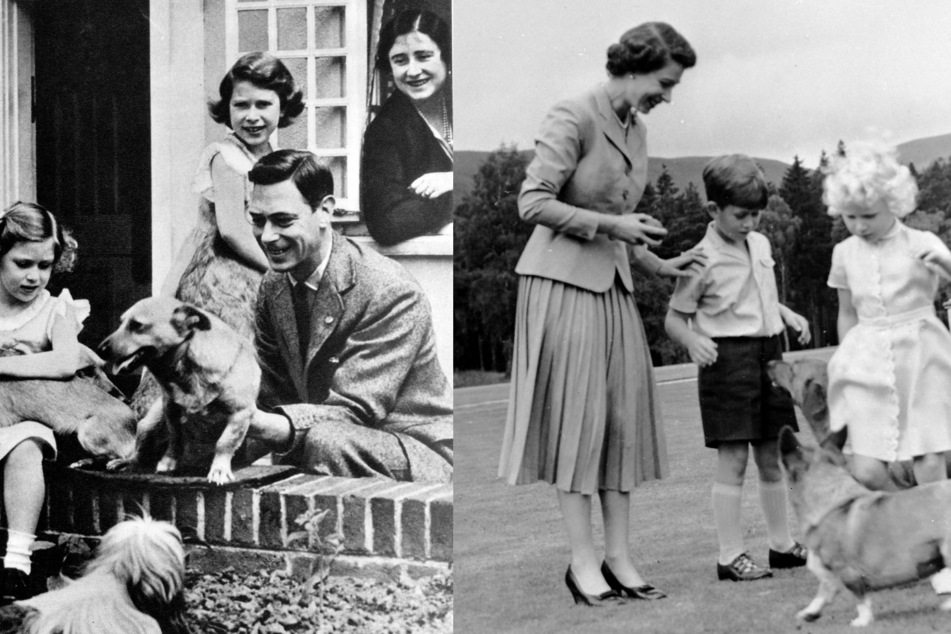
<box><xmin>322</xmin><ymin>156</ymin><xmax>347</xmax><ymax>200</ymax></box>
<box><xmin>314</xmin><ymin>57</ymin><xmax>345</xmax><ymax>98</ymax></box>
<box><xmin>279</xmin><ymin>110</ymin><xmax>308</xmax><ymax>149</ymax></box>
<box><xmin>314</xmin><ymin>6</ymin><xmax>345</xmax><ymax>48</ymax></box>
<box><xmin>281</xmin><ymin>58</ymin><xmax>308</xmax><ymax>100</ymax></box>
<box><xmin>238</xmin><ymin>10</ymin><xmax>269</xmax><ymax>52</ymax></box>
<box><xmin>313</xmin><ymin>107</ymin><xmax>346</xmax><ymax>149</ymax></box>
<box><xmin>277</xmin><ymin>8</ymin><xmax>307</xmax><ymax>50</ymax></box>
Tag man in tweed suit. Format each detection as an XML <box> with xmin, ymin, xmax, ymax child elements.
<box><xmin>243</xmin><ymin>149</ymin><xmax>452</xmax><ymax>482</ymax></box>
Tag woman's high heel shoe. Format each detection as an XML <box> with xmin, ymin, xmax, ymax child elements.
<box><xmin>565</xmin><ymin>566</ymin><xmax>622</xmax><ymax>606</ymax></box>
<box><xmin>601</xmin><ymin>561</ymin><xmax>667</xmax><ymax>600</ymax></box>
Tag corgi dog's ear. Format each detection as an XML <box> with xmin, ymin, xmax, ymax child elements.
<box><xmin>172</xmin><ymin>304</ymin><xmax>212</xmax><ymax>334</ymax></box>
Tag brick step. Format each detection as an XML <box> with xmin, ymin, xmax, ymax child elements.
<box><xmin>38</xmin><ymin>464</ymin><xmax>452</xmax><ymax>579</ymax></box>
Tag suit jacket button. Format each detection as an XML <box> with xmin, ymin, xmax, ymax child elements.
<box><xmin>324</xmin><ymin>316</ymin><xmax>334</xmax><ymax>324</ymax></box>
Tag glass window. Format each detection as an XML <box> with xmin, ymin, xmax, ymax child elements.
<box><xmin>237</xmin><ymin>10</ymin><xmax>268</xmax><ymax>52</ymax></box>
<box><xmin>227</xmin><ymin>0</ymin><xmax>366</xmax><ymax>210</ymax></box>
<box><xmin>277</xmin><ymin>8</ymin><xmax>307</xmax><ymax>50</ymax></box>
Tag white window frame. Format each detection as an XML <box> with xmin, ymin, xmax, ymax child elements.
<box><xmin>225</xmin><ymin>0</ymin><xmax>367</xmax><ymax>211</ymax></box>
<box><xmin>0</xmin><ymin>0</ymin><xmax>35</xmax><ymax>207</ymax></box>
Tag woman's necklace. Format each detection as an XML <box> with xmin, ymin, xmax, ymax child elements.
<box><xmin>415</xmin><ymin>96</ymin><xmax>452</xmax><ymax>148</ymax></box>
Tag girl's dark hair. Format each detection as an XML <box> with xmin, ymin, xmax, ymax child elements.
<box><xmin>606</xmin><ymin>22</ymin><xmax>696</xmax><ymax>77</ymax></box>
<box><xmin>375</xmin><ymin>10</ymin><xmax>452</xmax><ymax>75</ymax></box>
<box><xmin>0</xmin><ymin>201</ymin><xmax>77</xmax><ymax>273</ymax></box>
<box><xmin>208</xmin><ymin>52</ymin><xmax>304</xmax><ymax>129</ymax></box>
<box><xmin>248</xmin><ymin>149</ymin><xmax>334</xmax><ymax>209</ymax></box>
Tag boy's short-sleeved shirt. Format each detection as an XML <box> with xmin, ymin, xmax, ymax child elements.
<box><xmin>669</xmin><ymin>222</ymin><xmax>784</xmax><ymax>338</ymax></box>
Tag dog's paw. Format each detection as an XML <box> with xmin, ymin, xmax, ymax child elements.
<box><xmin>207</xmin><ymin>455</ymin><xmax>236</xmax><ymax>486</ymax></box>
<box><xmin>795</xmin><ymin>608</ymin><xmax>821</xmax><ymax>622</ymax></box>
<box><xmin>156</xmin><ymin>455</ymin><xmax>178</xmax><ymax>473</ymax></box>
<box><xmin>207</xmin><ymin>466</ymin><xmax>235</xmax><ymax>486</ymax></box>
<box><xmin>106</xmin><ymin>457</ymin><xmax>136</xmax><ymax>472</ymax></box>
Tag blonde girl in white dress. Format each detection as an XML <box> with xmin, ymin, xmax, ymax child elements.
<box><xmin>0</xmin><ymin>202</ymin><xmax>95</xmax><ymax>604</ymax></box>
<box><xmin>824</xmin><ymin>142</ymin><xmax>951</xmax><ymax>591</ymax></box>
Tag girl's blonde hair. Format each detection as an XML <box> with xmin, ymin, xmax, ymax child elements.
<box><xmin>822</xmin><ymin>141</ymin><xmax>917</xmax><ymax>218</ymax></box>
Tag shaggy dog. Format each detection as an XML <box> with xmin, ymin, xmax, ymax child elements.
<box><xmin>0</xmin><ymin>348</ymin><xmax>136</xmax><ymax>463</ymax></box>
<box><xmin>767</xmin><ymin>357</ymin><xmax>921</xmax><ymax>490</ymax></box>
<box><xmin>98</xmin><ymin>297</ymin><xmax>260</xmax><ymax>484</ymax></box>
<box><xmin>0</xmin><ymin>516</ymin><xmax>190</xmax><ymax>634</ymax></box>
<box><xmin>778</xmin><ymin>426</ymin><xmax>951</xmax><ymax>626</ymax></box>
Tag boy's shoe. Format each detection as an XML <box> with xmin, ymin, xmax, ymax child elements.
<box><xmin>717</xmin><ymin>553</ymin><xmax>773</xmax><ymax>581</ymax></box>
<box><xmin>769</xmin><ymin>542</ymin><xmax>808</xmax><ymax>569</ymax></box>
<box><xmin>0</xmin><ymin>568</ymin><xmax>33</xmax><ymax>605</ymax></box>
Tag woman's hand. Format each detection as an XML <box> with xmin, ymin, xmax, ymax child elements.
<box><xmin>606</xmin><ymin>213</ymin><xmax>668</xmax><ymax>247</ymax></box>
<box><xmin>409</xmin><ymin>172</ymin><xmax>453</xmax><ymax>199</ymax></box>
<box><xmin>657</xmin><ymin>247</ymin><xmax>707</xmax><ymax>278</ymax></box>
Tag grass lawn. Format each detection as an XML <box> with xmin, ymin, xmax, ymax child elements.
<box><xmin>454</xmin><ymin>369</ymin><xmax>508</xmax><ymax>388</ymax></box>
<box><xmin>454</xmin><ymin>363</ymin><xmax>949</xmax><ymax>633</ymax></box>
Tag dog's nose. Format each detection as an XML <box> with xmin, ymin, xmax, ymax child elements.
<box><xmin>97</xmin><ymin>337</ymin><xmax>112</xmax><ymax>357</ymax></box>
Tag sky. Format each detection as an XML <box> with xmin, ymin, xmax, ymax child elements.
<box><xmin>454</xmin><ymin>0</ymin><xmax>951</xmax><ymax>167</ymax></box>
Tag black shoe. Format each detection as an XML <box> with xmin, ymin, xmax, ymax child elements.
<box><xmin>600</xmin><ymin>561</ymin><xmax>667</xmax><ymax>600</ymax></box>
<box><xmin>769</xmin><ymin>542</ymin><xmax>807</xmax><ymax>569</ymax></box>
<box><xmin>0</xmin><ymin>568</ymin><xmax>32</xmax><ymax>605</ymax></box>
<box><xmin>565</xmin><ymin>566</ymin><xmax>622</xmax><ymax>607</ymax></box>
<box><xmin>717</xmin><ymin>553</ymin><xmax>773</xmax><ymax>581</ymax></box>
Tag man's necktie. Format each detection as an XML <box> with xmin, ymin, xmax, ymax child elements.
<box><xmin>292</xmin><ymin>281</ymin><xmax>312</xmax><ymax>361</ymax></box>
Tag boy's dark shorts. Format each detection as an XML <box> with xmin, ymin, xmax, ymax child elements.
<box><xmin>698</xmin><ymin>334</ymin><xmax>798</xmax><ymax>448</ymax></box>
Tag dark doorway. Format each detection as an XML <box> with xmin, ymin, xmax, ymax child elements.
<box><xmin>32</xmin><ymin>0</ymin><xmax>152</xmax><ymax>347</ymax></box>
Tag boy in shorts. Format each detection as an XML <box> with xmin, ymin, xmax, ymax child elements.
<box><xmin>665</xmin><ymin>154</ymin><xmax>811</xmax><ymax>581</ymax></box>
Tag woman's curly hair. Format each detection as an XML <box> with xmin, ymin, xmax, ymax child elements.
<box><xmin>822</xmin><ymin>140</ymin><xmax>918</xmax><ymax>218</ymax></box>
<box><xmin>0</xmin><ymin>201</ymin><xmax>77</xmax><ymax>274</ymax></box>
<box><xmin>606</xmin><ymin>22</ymin><xmax>696</xmax><ymax>76</ymax></box>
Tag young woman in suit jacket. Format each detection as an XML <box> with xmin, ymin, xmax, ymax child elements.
<box><xmin>498</xmin><ymin>22</ymin><xmax>701</xmax><ymax>606</ymax></box>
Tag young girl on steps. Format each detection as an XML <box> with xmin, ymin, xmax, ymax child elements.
<box><xmin>0</xmin><ymin>202</ymin><xmax>91</xmax><ymax>604</ymax></box>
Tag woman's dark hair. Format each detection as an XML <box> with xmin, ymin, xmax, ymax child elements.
<box><xmin>375</xmin><ymin>10</ymin><xmax>452</xmax><ymax>75</ymax></box>
<box><xmin>606</xmin><ymin>22</ymin><xmax>696</xmax><ymax>77</ymax></box>
<box><xmin>0</xmin><ymin>201</ymin><xmax>77</xmax><ymax>273</ymax></box>
<box><xmin>248</xmin><ymin>149</ymin><xmax>334</xmax><ymax>209</ymax></box>
<box><xmin>209</xmin><ymin>52</ymin><xmax>305</xmax><ymax>129</ymax></box>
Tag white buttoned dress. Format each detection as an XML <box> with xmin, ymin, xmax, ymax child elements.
<box><xmin>827</xmin><ymin>221</ymin><xmax>951</xmax><ymax>461</ymax></box>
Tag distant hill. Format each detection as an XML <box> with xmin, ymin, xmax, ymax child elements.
<box><xmin>454</xmin><ymin>150</ymin><xmax>789</xmax><ymax>203</ymax></box>
<box><xmin>897</xmin><ymin>133</ymin><xmax>951</xmax><ymax>170</ymax></box>
<box><xmin>455</xmin><ymin>132</ymin><xmax>951</xmax><ymax>203</ymax></box>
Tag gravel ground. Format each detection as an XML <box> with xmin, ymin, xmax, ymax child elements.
<box><xmin>185</xmin><ymin>567</ymin><xmax>453</xmax><ymax>633</ymax></box>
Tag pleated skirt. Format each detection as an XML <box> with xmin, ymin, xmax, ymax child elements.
<box><xmin>498</xmin><ymin>275</ymin><xmax>668</xmax><ymax>494</ymax></box>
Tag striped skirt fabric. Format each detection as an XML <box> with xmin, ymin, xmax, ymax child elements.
<box><xmin>498</xmin><ymin>275</ymin><xmax>668</xmax><ymax>493</ymax></box>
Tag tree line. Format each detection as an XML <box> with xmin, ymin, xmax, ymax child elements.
<box><xmin>454</xmin><ymin>144</ymin><xmax>951</xmax><ymax>373</ymax></box>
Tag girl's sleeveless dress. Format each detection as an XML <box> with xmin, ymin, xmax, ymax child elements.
<box><xmin>163</xmin><ymin>132</ymin><xmax>263</xmax><ymax>342</ymax></box>
<box><xmin>827</xmin><ymin>221</ymin><xmax>951</xmax><ymax>461</ymax></box>
<box><xmin>0</xmin><ymin>289</ymin><xmax>90</xmax><ymax>461</ymax></box>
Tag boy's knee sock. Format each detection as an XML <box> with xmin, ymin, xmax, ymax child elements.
<box><xmin>712</xmin><ymin>482</ymin><xmax>744</xmax><ymax>565</ymax></box>
<box><xmin>758</xmin><ymin>479</ymin><xmax>795</xmax><ymax>552</ymax></box>
<box><xmin>3</xmin><ymin>529</ymin><xmax>34</xmax><ymax>575</ymax></box>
